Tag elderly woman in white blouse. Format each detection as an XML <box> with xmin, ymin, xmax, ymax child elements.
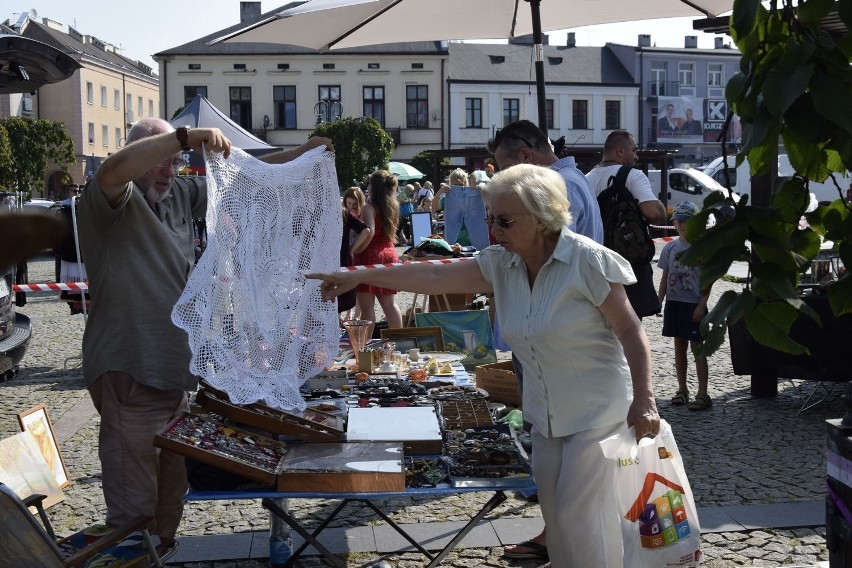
<box><xmin>308</xmin><ymin>164</ymin><xmax>659</xmax><ymax>568</ymax></box>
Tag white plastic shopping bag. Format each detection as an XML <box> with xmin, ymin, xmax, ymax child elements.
<box><xmin>599</xmin><ymin>419</ymin><xmax>702</xmax><ymax>567</ymax></box>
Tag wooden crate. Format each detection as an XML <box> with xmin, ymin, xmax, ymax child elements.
<box><xmin>475</xmin><ymin>361</ymin><xmax>521</xmax><ymax>407</ymax></box>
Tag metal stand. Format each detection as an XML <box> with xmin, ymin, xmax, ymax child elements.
<box><xmin>262</xmin><ymin>490</ymin><xmax>508</xmax><ymax>568</ymax></box>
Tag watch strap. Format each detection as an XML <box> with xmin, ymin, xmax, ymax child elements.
<box><xmin>176</xmin><ymin>126</ymin><xmax>191</xmax><ymax>152</ymax></box>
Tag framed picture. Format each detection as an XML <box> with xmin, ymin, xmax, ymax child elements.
<box><xmin>380</xmin><ymin>326</ymin><xmax>444</xmax><ymax>352</ymax></box>
<box><xmin>17</xmin><ymin>404</ymin><xmax>70</xmax><ymax>489</ymax></box>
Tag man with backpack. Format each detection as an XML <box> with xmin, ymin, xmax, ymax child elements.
<box><xmin>586</xmin><ymin>130</ymin><xmax>667</xmax><ymax>318</ymax></box>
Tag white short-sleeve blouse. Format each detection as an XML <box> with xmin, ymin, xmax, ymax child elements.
<box><xmin>476</xmin><ymin>228</ymin><xmax>637</xmax><ymax>438</ymax></box>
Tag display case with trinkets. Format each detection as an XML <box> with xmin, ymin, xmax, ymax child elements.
<box><xmin>154</xmin><ymin>412</ymin><xmax>288</xmax><ymax>487</ymax></box>
<box><xmin>278</xmin><ymin>442</ymin><xmax>405</xmax><ymax>492</ymax></box>
<box><xmin>195</xmin><ymin>383</ymin><xmax>344</xmax><ymax>443</ymax></box>
<box><xmin>442</xmin><ymin>423</ymin><xmax>532</xmax><ymax>488</ymax></box>
<box><xmin>437</xmin><ymin>399</ymin><xmax>494</xmax><ymax>430</ymax></box>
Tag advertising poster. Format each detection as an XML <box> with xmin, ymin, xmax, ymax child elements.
<box><xmin>657</xmin><ymin>96</ymin><xmax>741</xmax><ymax>145</ymax></box>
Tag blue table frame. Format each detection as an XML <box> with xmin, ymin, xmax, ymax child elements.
<box><xmin>186</xmin><ymin>481</ymin><xmax>535</xmax><ymax>567</ymax></box>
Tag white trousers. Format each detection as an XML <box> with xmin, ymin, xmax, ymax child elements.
<box><xmin>531</xmin><ymin>422</ymin><xmax>624</xmax><ymax>568</ymax></box>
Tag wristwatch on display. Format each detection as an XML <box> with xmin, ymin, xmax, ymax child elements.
<box><xmin>176</xmin><ymin>126</ymin><xmax>191</xmax><ymax>152</ymax></box>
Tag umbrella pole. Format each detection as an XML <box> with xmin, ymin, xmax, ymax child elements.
<box><xmin>527</xmin><ymin>0</ymin><xmax>548</xmax><ymax>132</ymax></box>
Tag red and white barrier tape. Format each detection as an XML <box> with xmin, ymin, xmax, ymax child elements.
<box><xmin>340</xmin><ymin>257</ymin><xmax>472</xmax><ymax>271</ymax></box>
<box><xmin>12</xmin><ymin>282</ymin><xmax>88</xmax><ymax>293</ymax></box>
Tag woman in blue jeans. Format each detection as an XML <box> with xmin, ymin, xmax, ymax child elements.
<box><xmin>442</xmin><ymin>168</ymin><xmax>489</xmax><ymax>250</ymax></box>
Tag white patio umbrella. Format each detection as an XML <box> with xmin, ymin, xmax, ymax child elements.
<box><xmin>388</xmin><ymin>161</ymin><xmax>425</xmax><ymax>181</ymax></box>
<box><xmin>212</xmin><ymin>0</ymin><xmax>733</xmax><ymax>130</ymax></box>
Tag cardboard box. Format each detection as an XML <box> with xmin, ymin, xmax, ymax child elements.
<box><xmin>475</xmin><ymin>360</ymin><xmax>521</xmax><ymax>407</ymax></box>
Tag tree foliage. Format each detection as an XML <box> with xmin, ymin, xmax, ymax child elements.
<box><xmin>309</xmin><ymin>116</ymin><xmax>394</xmax><ymax>190</ymax></box>
<box><xmin>0</xmin><ymin>117</ymin><xmax>76</xmax><ymax>196</ymax></box>
<box><xmin>409</xmin><ymin>150</ymin><xmax>451</xmax><ymax>184</ymax></box>
<box><xmin>687</xmin><ymin>0</ymin><xmax>852</xmax><ymax>357</ymax></box>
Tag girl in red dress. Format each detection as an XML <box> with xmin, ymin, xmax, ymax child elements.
<box><xmin>354</xmin><ymin>170</ymin><xmax>403</xmax><ymax>333</ymax></box>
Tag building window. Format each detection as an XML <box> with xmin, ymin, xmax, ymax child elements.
<box><xmin>229</xmin><ymin>87</ymin><xmax>253</xmax><ymax>130</ymax></box>
<box><xmin>678</xmin><ymin>62</ymin><xmax>695</xmax><ymax>87</ymax></box>
<box><xmin>322</xmin><ymin>63</ymin><xmax>336</xmax><ymax>70</ymax></box>
<box><xmin>277</xmin><ymin>63</ymin><xmax>290</xmax><ymax>70</ymax></box>
<box><xmin>651</xmin><ymin>62</ymin><xmax>667</xmax><ymax>96</ymax></box>
<box><xmin>21</xmin><ymin>94</ymin><xmax>32</xmax><ymax>115</ymax></box>
<box><xmin>115</xmin><ymin>127</ymin><xmax>122</xmax><ymax>148</ymax></box>
<box><xmin>233</xmin><ymin>63</ymin><xmax>246</xmax><ymax>70</ymax></box>
<box><xmin>100</xmin><ymin>85</ymin><xmax>107</xmax><ymax>107</ymax></box>
<box><xmin>273</xmin><ymin>85</ymin><xmax>297</xmax><ymax>129</ymax></box>
<box><xmin>137</xmin><ymin>96</ymin><xmax>143</xmax><ymax>117</ymax></box>
<box><xmin>149</xmin><ymin>99</ymin><xmax>154</xmax><ymax>118</ymax></box>
<box><xmin>367</xmin><ymin>63</ymin><xmax>380</xmax><ymax>69</ymax></box>
<box><xmin>317</xmin><ymin>85</ymin><xmax>342</xmax><ymax>123</ymax></box>
<box><xmin>88</xmin><ymin>122</ymin><xmax>95</xmax><ymax>145</ymax></box>
<box><xmin>125</xmin><ymin>94</ymin><xmax>132</xmax><ymax>111</ymax></box>
<box><xmin>102</xmin><ymin>125</ymin><xmax>109</xmax><ymax>147</ymax></box>
<box><xmin>86</xmin><ymin>82</ymin><xmax>93</xmax><ymax>104</ymax></box>
<box><xmin>545</xmin><ymin>99</ymin><xmax>554</xmax><ymax>129</ymax></box>
<box><xmin>114</xmin><ymin>89</ymin><xmax>120</xmax><ymax>109</ymax></box>
<box><xmin>465</xmin><ymin>98</ymin><xmax>482</xmax><ymax>128</ymax></box>
<box><xmin>188</xmin><ymin>63</ymin><xmax>201</xmax><ymax>70</ymax></box>
<box><xmin>502</xmin><ymin>98</ymin><xmax>520</xmax><ymax>126</ymax></box>
<box><xmin>708</xmin><ymin>63</ymin><xmax>723</xmax><ymax>87</ymax></box>
<box><xmin>184</xmin><ymin>86</ymin><xmax>208</xmax><ymax>106</ymax></box>
<box><xmin>406</xmin><ymin>85</ymin><xmax>428</xmax><ymax>128</ymax></box>
<box><xmin>363</xmin><ymin>86</ymin><xmax>385</xmax><ymax>127</ymax></box>
<box><xmin>605</xmin><ymin>100</ymin><xmax>621</xmax><ymax>130</ymax></box>
<box><xmin>411</xmin><ymin>63</ymin><xmax>424</xmax><ymax>69</ymax></box>
<box><xmin>572</xmin><ymin>100</ymin><xmax>588</xmax><ymax>129</ymax></box>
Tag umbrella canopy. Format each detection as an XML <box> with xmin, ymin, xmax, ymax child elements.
<box><xmin>388</xmin><ymin>161</ymin><xmax>424</xmax><ymax>181</ymax></box>
<box><xmin>0</xmin><ymin>34</ymin><xmax>79</xmax><ymax>93</ymax></box>
<box><xmin>214</xmin><ymin>0</ymin><xmax>733</xmax><ymax>129</ymax></box>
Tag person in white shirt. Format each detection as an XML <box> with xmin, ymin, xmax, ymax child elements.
<box><xmin>586</xmin><ymin>130</ymin><xmax>667</xmax><ymax>318</ymax></box>
<box><xmin>308</xmin><ymin>164</ymin><xmax>659</xmax><ymax>568</ymax></box>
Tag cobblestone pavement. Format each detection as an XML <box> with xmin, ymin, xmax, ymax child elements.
<box><xmin>0</xmin><ymin>251</ymin><xmax>835</xmax><ymax>566</ymax></box>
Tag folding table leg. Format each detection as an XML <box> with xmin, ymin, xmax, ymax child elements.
<box><xmin>286</xmin><ymin>499</ymin><xmax>352</xmax><ymax>564</ymax></box>
<box><xmin>262</xmin><ymin>497</ymin><xmax>347</xmax><ymax>568</ymax></box>
<box><xmin>426</xmin><ymin>490</ymin><xmax>508</xmax><ymax>568</ymax></box>
<box><xmin>357</xmin><ymin>499</ymin><xmax>435</xmax><ymax>560</ymax></box>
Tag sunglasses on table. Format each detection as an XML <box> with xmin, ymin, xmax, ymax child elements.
<box><xmin>484</xmin><ymin>213</ymin><xmax>527</xmax><ymax>229</ymax></box>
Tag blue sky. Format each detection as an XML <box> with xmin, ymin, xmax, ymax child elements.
<box><xmin>19</xmin><ymin>2</ymin><xmax>732</xmax><ymax>70</ymax></box>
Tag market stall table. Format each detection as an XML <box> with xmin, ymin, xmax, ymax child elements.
<box><xmin>184</xmin><ymin>477</ymin><xmax>536</xmax><ymax>568</ymax></box>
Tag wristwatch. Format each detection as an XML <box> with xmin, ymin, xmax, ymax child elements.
<box><xmin>175</xmin><ymin>126</ymin><xmax>191</xmax><ymax>152</ymax></box>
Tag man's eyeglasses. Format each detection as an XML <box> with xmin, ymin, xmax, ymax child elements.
<box><xmin>494</xmin><ymin>128</ymin><xmax>535</xmax><ymax>149</ymax></box>
<box><xmin>484</xmin><ymin>213</ymin><xmax>526</xmax><ymax>229</ymax></box>
<box><xmin>158</xmin><ymin>158</ymin><xmax>187</xmax><ymax>174</ymax></box>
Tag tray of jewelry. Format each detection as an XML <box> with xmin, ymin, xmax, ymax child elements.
<box><xmin>154</xmin><ymin>412</ymin><xmax>288</xmax><ymax>486</ymax></box>
<box><xmin>438</xmin><ymin>399</ymin><xmax>494</xmax><ymax>430</ymax></box>
<box><xmin>405</xmin><ymin>456</ymin><xmax>449</xmax><ymax>488</ymax></box>
<box><xmin>427</xmin><ymin>385</ymin><xmax>489</xmax><ymax>401</ymax></box>
<box><xmin>196</xmin><ymin>385</ymin><xmax>344</xmax><ymax>442</ymax></box>
<box><xmin>443</xmin><ymin>424</ymin><xmax>532</xmax><ymax>488</ymax></box>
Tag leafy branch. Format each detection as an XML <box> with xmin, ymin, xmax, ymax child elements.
<box><xmin>686</xmin><ymin>0</ymin><xmax>852</xmax><ymax>358</ymax></box>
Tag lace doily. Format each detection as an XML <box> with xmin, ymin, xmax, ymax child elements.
<box><xmin>172</xmin><ymin>147</ymin><xmax>341</xmax><ymax>411</ymax></box>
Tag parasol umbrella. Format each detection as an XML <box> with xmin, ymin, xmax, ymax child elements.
<box><xmin>212</xmin><ymin>0</ymin><xmax>732</xmax><ymax>130</ymax></box>
<box><xmin>0</xmin><ymin>34</ymin><xmax>79</xmax><ymax>93</ymax></box>
<box><xmin>388</xmin><ymin>161</ymin><xmax>425</xmax><ymax>181</ymax></box>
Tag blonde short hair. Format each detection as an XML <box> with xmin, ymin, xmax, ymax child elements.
<box><xmin>449</xmin><ymin>168</ymin><xmax>468</xmax><ymax>186</ymax></box>
<box><xmin>482</xmin><ymin>164</ymin><xmax>571</xmax><ymax>233</ymax></box>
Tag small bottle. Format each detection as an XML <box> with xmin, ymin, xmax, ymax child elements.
<box><xmin>269</xmin><ymin>499</ymin><xmax>292</xmax><ymax>567</ymax></box>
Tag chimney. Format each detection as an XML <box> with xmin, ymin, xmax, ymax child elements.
<box><xmin>685</xmin><ymin>35</ymin><xmax>698</xmax><ymax>48</ymax></box>
<box><xmin>567</xmin><ymin>32</ymin><xmax>576</xmax><ymax>48</ymax></box>
<box><xmin>638</xmin><ymin>34</ymin><xmax>651</xmax><ymax>47</ymax></box>
<box><xmin>714</xmin><ymin>37</ymin><xmax>725</xmax><ymax>49</ymax></box>
<box><xmin>240</xmin><ymin>1</ymin><xmax>262</xmax><ymax>24</ymax></box>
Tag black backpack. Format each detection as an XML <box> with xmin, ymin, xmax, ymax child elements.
<box><xmin>597</xmin><ymin>166</ymin><xmax>655</xmax><ymax>265</ymax></box>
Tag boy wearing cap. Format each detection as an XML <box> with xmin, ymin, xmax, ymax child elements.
<box><xmin>657</xmin><ymin>201</ymin><xmax>712</xmax><ymax>411</ymax></box>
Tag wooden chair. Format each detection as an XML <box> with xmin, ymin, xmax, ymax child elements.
<box><xmin>0</xmin><ymin>482</ymin><xmax>163</xmax><ymax>567</ymax></box>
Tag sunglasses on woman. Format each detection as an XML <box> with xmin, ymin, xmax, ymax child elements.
<box><xmin>484</xmin><ymin>214</ymin><xmax>526</xmax><ymax>229</ymax></box>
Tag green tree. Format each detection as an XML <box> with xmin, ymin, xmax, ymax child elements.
<box><xmin>0</xmin><ymin>126</ymin><xmax>12</xmax><ymax>190</ymax></box>
<box><xmin>309</xmin><ymin>117</ymin><xmax>394</xmax><ymax>190</ymax></box>
<box><xmin>0</xmin><ymin>117</ymin><xmax>76</xmax><ymax>197</ymax></box>
<box><xmin>686</xmin><ymin>0</ymin><xmax>852</xmax><ymax>358</ymax></box>
<box><xmin>409</xmin><ymin>150</ymin><xmax>452</xmax><ymax>184</ymax></box>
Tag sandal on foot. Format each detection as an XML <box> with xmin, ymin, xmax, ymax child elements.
<box><xmin>670</xmin><ymin>390</ymin><xmax>689</xmax><ymax>406</ymax></box>
<box><xmin>503</xmin><ymin>540</ymin><xmax>549</xmax><ymax>561</ymax></box>
<box><xmin>689</xmin><ymin>393</ymin><xmax>712</xmax><ymax>411</ymax></box>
